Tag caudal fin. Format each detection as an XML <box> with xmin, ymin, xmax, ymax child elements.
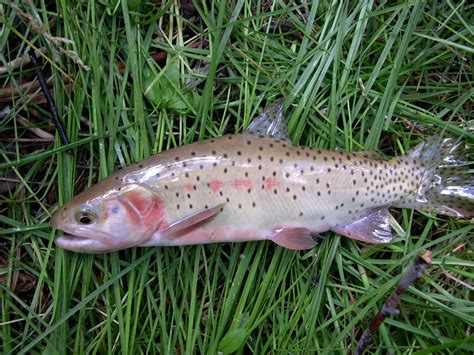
<box><xmin>397</xmin><ymin>137</ymin><xmax>474</xmax><ymax>218</ymax></box>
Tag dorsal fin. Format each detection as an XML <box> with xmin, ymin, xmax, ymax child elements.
<box><xmin>244</xmin><ymin>99</ymin><xmax>290</xmax><ymax>142</ymax></box>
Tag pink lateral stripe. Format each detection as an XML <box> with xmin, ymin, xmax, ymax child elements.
<box><xmin>231</xmin><ymin>178</ymin><xmax>252</xmax><ymax>190</ymax></box>
<box><xmin>209</xmin><ymin>179</ymin><xmax>224</xmax><ymax>193</ymax></box>
<box><xmin>264</xmin><ymin>177</ymin><xmax>279</xmax><ymax>189</ymax></box>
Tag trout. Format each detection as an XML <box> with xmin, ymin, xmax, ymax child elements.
<box><xmin>51</xmin><ymin>102</ymin><xmax>473</xmax><ymax>253</ymax></box>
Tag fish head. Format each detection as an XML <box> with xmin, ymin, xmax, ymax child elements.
<box><xmin>51</xmin><ymin>183</ymin><xmax>166</xmax><ymax>253</ymax></box>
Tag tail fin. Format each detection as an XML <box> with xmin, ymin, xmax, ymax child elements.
<box><xmin>397</xmin><ymin>137</ymin><xmax>474</xmax><ymax>218</ymax></box>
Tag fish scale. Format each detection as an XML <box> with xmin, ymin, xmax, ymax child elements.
<box><xmin>120</xmin><ymin>134</ymin><xmax>422</xmax><ymax>247</ymax></box>
<box><xmin>51</xmin><ymin>101</ymin><xmax>473</xmax><ymax>253</ymax></box>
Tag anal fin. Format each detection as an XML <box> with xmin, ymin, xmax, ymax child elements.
<box><xmin>271</xmin><ymin>227</ymin><xmax>320</xmax><ymax>250</ymax></box>
<box><xmin>162</xmin><ymin>203</ymin><xmax>224</xmax><ymax>237</ymax></box>
<box><xmin>332</xmin><ymin>209</ymin><xmax>394</xmax><ymax>244</ymax></box>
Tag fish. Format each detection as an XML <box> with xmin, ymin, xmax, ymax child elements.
<box><xmin>51</xmin><ymin>101</ymin><xmax>474</xmax><ymax>253</ymax></box>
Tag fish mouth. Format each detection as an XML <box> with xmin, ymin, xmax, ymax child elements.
<box><xmin>55</xmin><ymin>234</ymin><xmax>111</xmax><ymax>253</ymax></box>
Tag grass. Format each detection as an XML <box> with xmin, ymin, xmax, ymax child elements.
<box><xmin>1</xmin><ymin>0</ymin><xmax>473</xmax><ymax>353</ymax></box>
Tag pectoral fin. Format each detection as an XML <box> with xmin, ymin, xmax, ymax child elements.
<box><xmin>162</xmin><ymin>203</ymin><xmax>224</xmax><ymax>237</ymax></box>
<box><xmin>271</xmin><ymin>227</ymin><xmax>320</xmax><ymax>250</ymax></box>
<box><xmin>332</xmin><ymin>209</ymin><xmax>394</xmax><ymax>244</ymax></box>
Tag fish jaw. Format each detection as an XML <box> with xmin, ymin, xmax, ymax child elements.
<box><xmin>55</xmin><ymin>234</ymin><xmax>112</xmax><ymax>253</ymax></box>
<box><xmin>52</xmin><ymin>220</ymin><xmax>129</xmax><ymax>253</ymax></box>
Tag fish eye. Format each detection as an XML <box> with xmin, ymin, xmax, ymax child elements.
<box><xmin>75</xmin><ymin>208</ymin><xmax>96</xmax><ymax>225</ymax></box>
